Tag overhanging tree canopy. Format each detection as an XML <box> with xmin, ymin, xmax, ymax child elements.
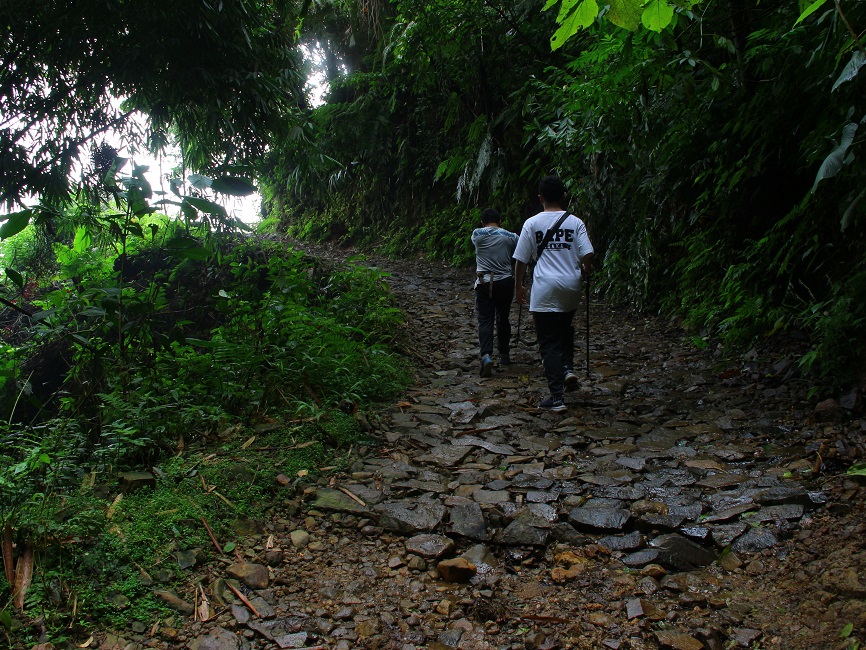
<box><xmin>0</xmin><ymin>0</ymin><xmax>307</xmax><ymax>210</ymax></box>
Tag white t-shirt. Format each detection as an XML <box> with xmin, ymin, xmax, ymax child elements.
<box><xmin>513</xmin><ymin>211</ymin><xmax>594</xmax><ymax>312</ymax></box>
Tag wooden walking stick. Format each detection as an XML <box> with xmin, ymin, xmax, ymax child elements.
<box><xmin>585</xmin><ymin>274</ymin><xmax>590</xmax><ymax>378</ymax></box>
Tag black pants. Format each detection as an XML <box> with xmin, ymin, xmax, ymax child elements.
<box><xmin>476</xmin><ymin>277</ymin><xmax>514</xmax><ymax>358</ymax></box>
<box><xmin>533</xmin><ymin>310</ymin><xmax>576</xmax><ymax>398</ymax></box>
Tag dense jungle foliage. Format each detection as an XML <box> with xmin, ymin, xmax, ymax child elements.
<box><xmin>1</xmin><ymin>0</ymin><xmax>864</xmax><ymax>642</ymax></box>
<box><xmin>263</xmin><ymin>0</ymin><xmax>866</xmax><ymax>390</ymax></box>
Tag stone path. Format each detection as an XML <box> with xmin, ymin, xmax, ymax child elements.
<box><xmin>154</xmin><ymin>248</ymin><xmax>865</xmax><ymax>650</ymax></box>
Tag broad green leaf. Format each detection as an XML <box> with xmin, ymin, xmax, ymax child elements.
<box><xmin>223</xmin><ymin>541</ymin><xmax>236</xmax><ymax>553</ymax></box>
<box><xmin>832</xmin><ymin>51</ymin><xmax>866</xmax><ymax>92</ymax></box>
<box><xmin>551</xmin><ymin>0</ymin><xmax>598</xmax><ymax>50</ymax></box>
<box><xmin>607</xmin><ymin>0</ymin><xmax>643</xmax><ymax>31</ymax></box>
<box><xmin>848</xmin><ymin>463</ymin><xmax>866</xmax><ymax>477</ymax></box>
<box><xmin>4</xmin><ymin>268</ymin><xmax>24</xmax><ymax>290</ymax></box>
<box><xmin>794</xmin><ymin>0</ymin><xmax>829</xmax><ymax>26</ymax></box>
<box><xmin>841</xmin><ymin>622</ymin><xmax>855</xmax><ymax>638</ymax></box>
<box><xmin>165</xmin><ymin>235</ymin><xmax>202</xmax><ymax>250</ymax></box>
<box><xmin>0</xmin><ymin>209</ymin><xmax>31</xmax><ymax>239</ymax></box>
<box><xmin>187</xmin><ymin>173</ymin><xmax>212</xmax><ymax>190</ymax></box>
<box><xmin>542</xmin><ymin>0</ymin><xmax>558</xmax><ymax>9</ymax></box>
<box><xmin>165</xmin><ymin>234</ymin><xmax>209</xmax><ymax>260</ymax></box>
<box><xmin>641</xmin><ymin>0</ymin><xmax>675</xmax><ymax>31</ymax></box>
<box><xmin>169</xmin><ymin>177</ymin><xmax>184</xmax><ymax>197</ymax></box>
<box><xmin>73</xmin><ymin>226</ymin><xmax>91</xmax><ymax>253</ymax></box>
<box><xmin>211</xmin><ymin>176</ymin><xmax>258</xmax><ymax>196</ymax></box>
<box><xmin>556</xmin><ymin>0</ymin><xmax>581</xmax><ymax>23</ymax></box>
<box><xmin>811</xmin><ymin>122</ymin><xmax>858</xmax><ymax>193</ymax></box>
<box><xmin>183</xmin><ymin>196</ymin><xmax>228</xmax><ymax>219</ymax></box>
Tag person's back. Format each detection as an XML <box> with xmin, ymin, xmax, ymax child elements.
<box><xmin>471</xmin><ymin>208</ymin><xmax>518</xmax><ymax>377</ymax></box>
<box><xmin>472</xmin><ymin>225</ymin><xmax>518</xmax><ymax>283</ymax></box>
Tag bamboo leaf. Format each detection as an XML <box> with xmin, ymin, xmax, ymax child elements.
<box><xmin>794</xmin><ymin>0</ymin><xmax>830</xmax><ymax>26</ymax></box>
<box><xmin>811</xmin><ymin>122</ymin><xmax>858</xmax><ymax>193</ymax></box>
<box><xmin>211</xmin><ymin>176</ymin><xmax>257</xmax><ymax>197</ymax></box>
<box><xmin>832</xmin><ymin>51</ymin><xmax>866</xmax><ymax>92</ymax></box>
<box><xmin>183</xmin><ymin>197</ymin><xmax>228</xmax><ymax>219</ymax></box>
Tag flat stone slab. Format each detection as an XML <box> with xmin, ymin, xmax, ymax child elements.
<box><xmin>405</xmin><ymin>534</ymin><xmax>455</xmax><ymax>558</ymax></box>
<box><xmin>375</xmin><ymin>499</ymin><xmax>446</xmax><ymax>534</ymax></box>
<box><xmin>568</xmin><ymin>507</ymin><xmax>632</xmax><ymax>532</ymax></box>
<box><xmin>311</xmin><ymin>488</ymin><xmax>370</xmax><ymax>514</ymax></box>
<box><xmin>696</xmin><ymin>473</ymin><xmax>751</xmax><ymax>489</ymax></box>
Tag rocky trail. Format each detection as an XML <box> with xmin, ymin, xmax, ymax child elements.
<box><xmin>107</xmin><ymin>246</ymin><xmax>865</xmax><ymax>650</ymax></box>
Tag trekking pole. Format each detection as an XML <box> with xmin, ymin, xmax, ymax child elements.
<box><xmin>585</xmin><ymin>273</ymin><xmax>591</xmax><ymax>379</ymax></box>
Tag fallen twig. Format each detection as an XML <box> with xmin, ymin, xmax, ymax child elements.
<box><xmin>337</xmin><ymin>486</ymin><xmax>366</xmax><ymax>507</ymax></box>
<box><xmin>200</xmin><ymin>517</ymin><xmax>223</xmax><ymax>555</ymax></box>
<box><xmin>226</xmin><ymin>581</ymin><xmax>260</xmax><ymax>617</ymax></box>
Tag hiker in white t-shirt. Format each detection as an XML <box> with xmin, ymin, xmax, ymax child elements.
<box><xmin>513</xmin><ymin>176</ymin><xmax>595</xmax><ymax>411</ymax></box>
<box><xmin>472</xmin><ymin>208</ymin><xmax>519</xmax><ymax>378</ymax></box>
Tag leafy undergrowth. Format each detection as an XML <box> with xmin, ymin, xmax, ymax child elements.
<box><xmin>1</xmin><ymin>411</ymin><xmax>372</xmax><ymax>646</ymax></box>
<box><xmin>0</xmin><ymin>227</ymin><xmax>411</xmax><ymax>646</ymax></box>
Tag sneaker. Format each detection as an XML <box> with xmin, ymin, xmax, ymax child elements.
<box><xmin>480</xmin><ymin>354</ymin><xmax>494</xmax><ymax>378</ymax></box>
<box><xmin>538</xmin><ymin>396</ymin><xmax>567</xmax><ymax>412</ymax></box>
<box><xmin>499</xmin><ymin>353</ymin><xmax>511</xmax><ymax>366</ymax></box>
<box><xmin>564</xmin><ymin>369</ymin><xmax>578</xmax><ymax>391</ymax></box>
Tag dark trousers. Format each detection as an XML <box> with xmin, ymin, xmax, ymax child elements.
<box><xmin>476</xmin><ymin>277</ymin><xmax>514</xmax><ymax>358</ymax></box>
<box><xmin>533</xmin><ymin>310</ymin><xmax>576</xmax><ymax>398</ymax></box>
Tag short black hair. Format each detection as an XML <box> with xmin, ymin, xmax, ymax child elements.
<box><xmin>538</xmin><ymin>175</ymin><xmax>565</xmax><ymax>203</ymax></box>
<box><xmin>480</xmin><ymin>208</ymin><xmax>501</xmax><ymax>225</ymax></box>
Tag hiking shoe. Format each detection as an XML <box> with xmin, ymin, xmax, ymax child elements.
<box><xmin>499</xmin><ymin>353</ymin><xmax>511</xmax><ymax>366</ymax></box>
<box><xmin>564</xmin><ymin>369</ymin><xmax>578</xmax><ymax>391</ymax></box>
<box><xmin>538</xmin><ymin>396</ymin><xmax>566</xmax><ymax>412</ymax></box>
<box><xmin>480</xmin><ymin>354</ymin><xmax>494</xmax><ymax>378</ymax></box>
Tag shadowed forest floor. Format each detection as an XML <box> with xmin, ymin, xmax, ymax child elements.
<box><xmin>92</xmin><ymin>242</ymin><xmax>865</xmax><ymax>650</ymax></box>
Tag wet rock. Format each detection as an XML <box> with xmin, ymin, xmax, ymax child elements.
<box><xmin>731</xmin><ymin>528</ymin><xmax>777</xmax><ymax>553</ymax></box>
<box><xmin>655</xmin><ymin>629</ymin><xmax>704</xmax><ymax>650</ymax></box>
<box><xmin>696</xmin><ymin>473</ymin><xmax>750</xmax><ymax>490</ymax></box>
<box><xmin>710</xmin><ymin>522</ymin><xmax>749</xmax><ymax>547</ymax></box>
<box><xmin>598</xmin><ymin>530</ymin><xmax>644</xmax><ymax>551</ymax></box>
<box><xmin>289</xmin><ymin>530</ymin><xmax>310</xmax><ymax>548</ymax></box>
<box><xmin>460</xmin><ymin>544</ymin><xmax>499</xmax><ymax>574</ymax></box>
<box><xmin>438</xmin><ymin>557</ymin><xmax>477</xmax><ymax>583</ymax></box>
<box><xmin>649</xmin><ymin>534</ymin><xmax>717</xmax><ymax>571</ymax></box>
<box><xmin>375</xmin><ymin>498</ymin><xmax>446</xmax><ymax>534</ymax></box>
<box><xmin>417</xmin><ymin>444</ymin><xmax>474</xmax><ymax>466</ymax></box>
<box><xmin>446</xmin><ymin>498</ymin><xmax>490</xmax><ymax>540</ymax></box>
<box><xmin>743</xmin><ymin>504</ymin><xmax>804</xmax><ymax>523</ymax></box>
<box><xmin>188</xmin><ymin>627</ymin><xmax>251</xmax><ymax>650</ymax></box>
<box><xmin>405</xmin><ymin>534</ymin><xmax>455</xmax><ymax>558</ymax></box>
<box><xmin>622</xmin><ymin>549</ymin><xmax>661</xmax><ymax>568</ymax></box>
<box><xmin>700</xmin><ymin>504</ymin><xmax>756</xmax><ymax>524</ymax></box>
<box><xmin>731</xmin><ymin>628</ymin><xmax>761</xmax><ymax>646</ymax></box>
<box><xmin>495</xmin><ymin>511</ymin><xmax>552</xmax><ymax>546</ymax></box>
<box><xmin>312</xmin><ymin>488</ymin><xmax>370</xmax><ymax>514</ymax></box>
<box><xmin>226</xmin><ymin>562</ymin><xmax>269</xmax><ymax>589</ymax></box>
<box><xmin>753</xmin><ymin>486</ymin><xmax>812</xmax><ymax>507</ymax></box>
<box><xmin>568</xmin><ymin>507</ymin><xmax>632</xmax><ymax>532</ymax></box>
<box><xmin>152</xmin><ymin>589</ymin><xmax>194</xmax><ymax>615</ymax></box>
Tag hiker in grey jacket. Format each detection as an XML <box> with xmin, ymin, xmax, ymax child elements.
<box><xmin>472</xmin><ymin>208</ymin><xmax>519</xmax><ymax>378</ymax></box>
